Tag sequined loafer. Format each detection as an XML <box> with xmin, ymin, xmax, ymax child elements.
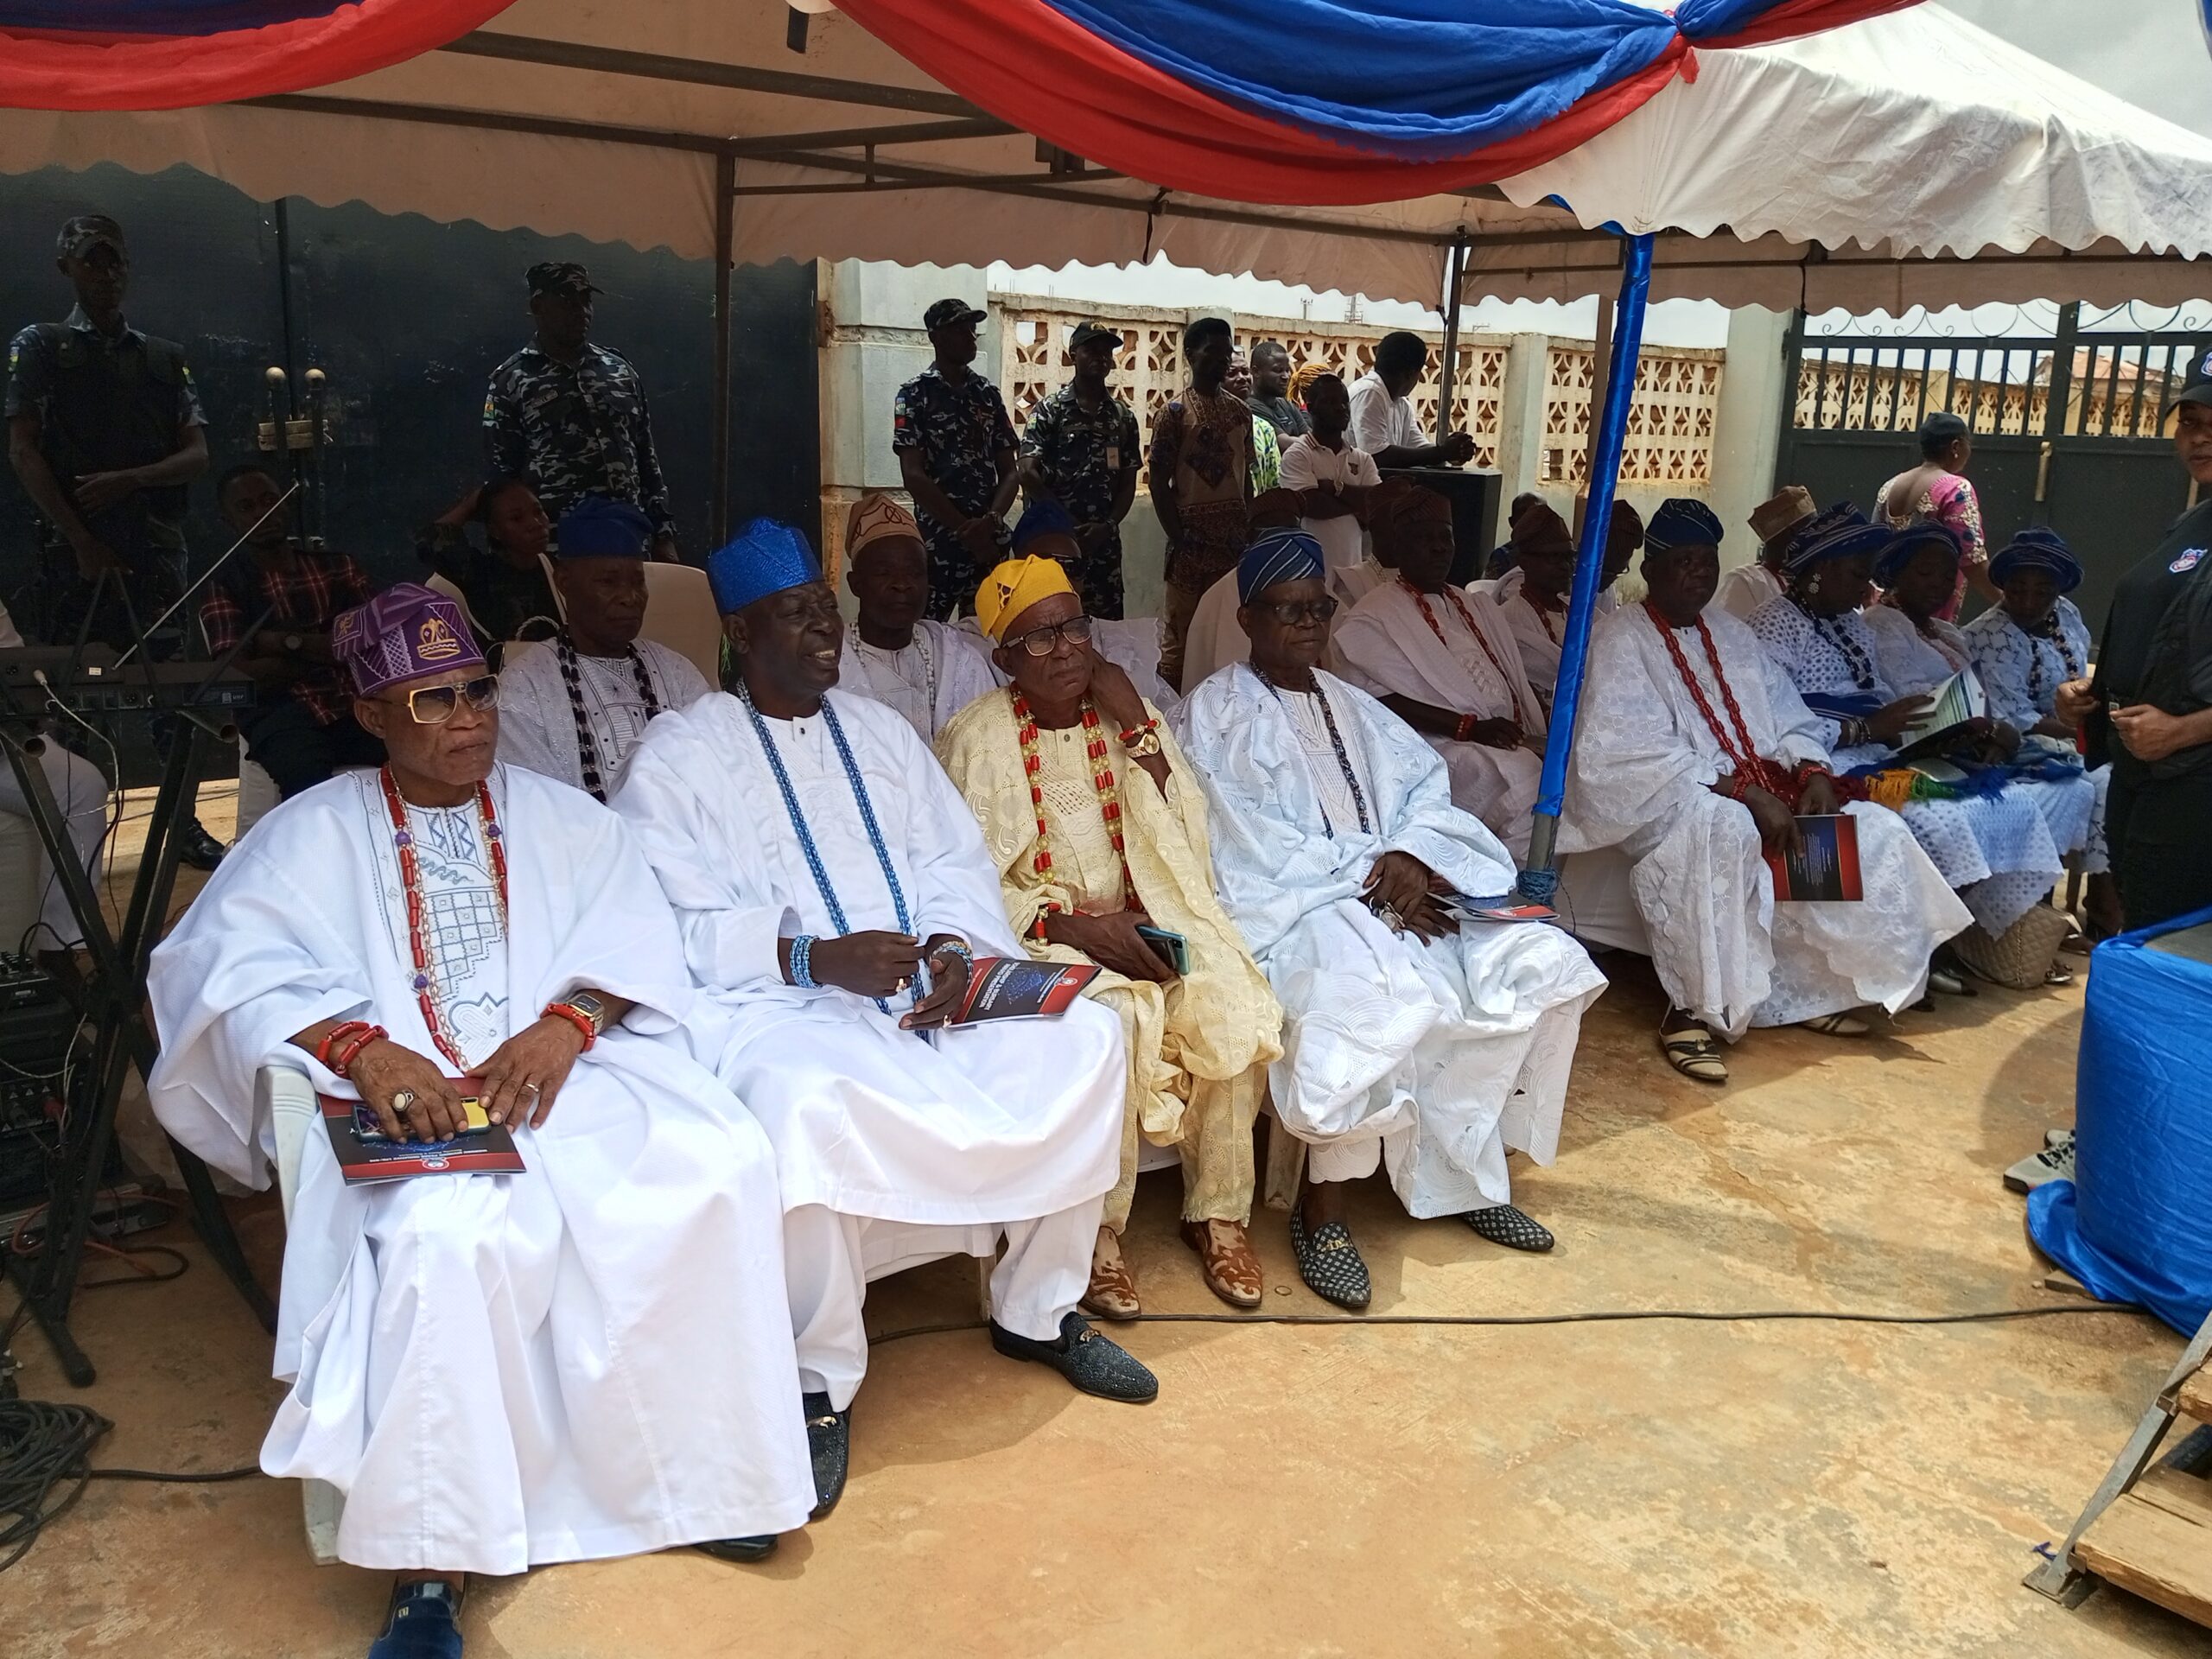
<box><xmin>366</xmin><ymin>1578</ymin><xmax>464</xmax><ymax>1659</ymax></box>
<box><xmin>1288</xmin><ymin>1208</ymin><xmax>1371</xmax><ymax>1310</ymax></box>
<box><xmin>989</xmin><ymin>1311</ymin><xmax>1158</xmax><ymax>1403</ymax></box>
<box><xmin>1464</xmin><ymin>1203</ymin><xmax>1554</xmax><ymax>1253</ymax></box>
<box><xmin>804</xmin><ymin>1389</ymin><xmax>850</xmax><ymax>1518</ymax></box>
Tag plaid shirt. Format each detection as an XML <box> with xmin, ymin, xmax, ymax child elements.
<box><xmin>200</xmin><ymin>547</ymin><xmax>372</xmax><ymax>725</ymax></box>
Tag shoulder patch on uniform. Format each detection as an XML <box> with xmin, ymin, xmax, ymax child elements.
<box><xmin>2171</xmin><ymin>548</ymin><xmax>2205</xmax><ymax>575</ymax></box>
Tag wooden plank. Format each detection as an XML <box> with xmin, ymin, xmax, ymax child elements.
<box><xmin>2178</xmin><ymin>1361</ymin><xmax>2212</xmax><ymax>1426</ymax></box>
<box><xmin>2076</xmin><ymin>1467</ymin><xmax>2212</xmax><ymax>1630</ymax></box>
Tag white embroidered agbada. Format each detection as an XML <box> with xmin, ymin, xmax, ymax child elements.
<box><xmin>1492</xmin><ymin>567</ymin><xmax>1620</xmax><ymax>710</ymax></box>
<box><xmin>608</xmin><ymin>690</ymin><xmax>1124</xmax><ymax>1410</ymax></box>
<box><xmin>1333</xmin><ymin>577</ymin><xmax>1547</xmax><ymax>857</ymax></box>
<box><xmin>146</xmin><ymin>765</ymin><xmax>815</xmax><ymax>1573</ymax></box>
<box><xmin>1561</xmin><ymin>604</ymin><xmax>1971</xmax><ymax>1039</ymax></box>
<box><xmin>836</xmin><ymin>617</ymin><xmax>999</xmax><ymax>742</ymax></box>
<box><xmin>1747</xmin><ymin>594</ymin><xmax>2081</xmax><ymax>934</ymax></box>
<box><xmin>1174</xmin><ymin>665</ymin><xmax>1605</xmax><ymax>1216</ymax></box>
<box><xmin>494</xmin><ymin>637</ymin><xmax>710</xmax><ymax>796</ymax></box>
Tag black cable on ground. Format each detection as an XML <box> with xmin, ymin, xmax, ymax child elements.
<box><xmin>868</xmin><ymin>1300</ymin><xmax>2151</xmax><ymax>1347</ymax></box>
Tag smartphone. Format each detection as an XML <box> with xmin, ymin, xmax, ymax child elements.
<box><xmin>1134</xmin><ymin>924</ymin><xmax>1190</xmax><ymax>976</ymax></box>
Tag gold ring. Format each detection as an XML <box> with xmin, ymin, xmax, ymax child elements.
<box><xmin>521</xmin><ymin>1081</ymin><xmax>541</xmax><ymax>1096</ymax></box>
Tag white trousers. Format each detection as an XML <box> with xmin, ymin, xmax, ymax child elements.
<box><xmin>0</xmin><ymin>740</ymin><xmax>108</xmax><ymax>949</ymax></box>
<box><xmin>783</xmin><ymin>1198</ymin><xmax>1104</xmax><ymax>1412</ymax></box>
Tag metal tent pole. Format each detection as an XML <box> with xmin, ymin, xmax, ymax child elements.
<box><xmin>1437</xmin><ymin>232</ymin><xmax>1468</xmax><ymax>428</ymax></box>
<box><xmin>1519</xmin><ymin>231</ymin><xmax>1655</xmax><ymax>898</ymax></box>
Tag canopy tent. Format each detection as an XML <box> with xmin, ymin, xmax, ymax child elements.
<box><xmin>0</xmin><ymin>3</ymin><xmax>2207</xmax><ymax>319</ymax></box>
<box><xmin>3</xmin><ymin>0</ymin><xmax>2205</xmax><ymax>887</ymax></box>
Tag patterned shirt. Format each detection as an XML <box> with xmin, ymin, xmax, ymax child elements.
<box><xmin>1876</xmin><ymin>466</ymin><xmax>1986</xmax><ymax>623</ymax></box>
<box><xmin>199</xmin><ymin>547</ymin><xmax>372</xmax><ymax>725</ymax></box>
<box><xmin>484</xmin><ymin>342</ymin><xmax>673</xmax><ymax>538</ymax></box>
<box><xmin>1149</xmin><ymin>386</ymin><xmax>1254</xmax><ymax>592</ymax></box>
<box><xmin>1020</xmin><ymin>382</ymin><xmax>1141</xmax><ymax>620</ymax></box>
<box><xmin>893</xmin><ymin>364</ymin><xmax>1016</xmax><ymax>616</ymax></box>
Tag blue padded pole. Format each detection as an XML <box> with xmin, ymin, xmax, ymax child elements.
<box><xmin>1518</xmin><ymin>231</ymin><xmax>1654</xmax><ymax>900</ymax></box>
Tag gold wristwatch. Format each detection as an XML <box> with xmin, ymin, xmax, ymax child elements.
<box><xmin>1122</xmin><ymin>726</ymin><xmax>1164</xmax><ymax>759</ymax></box>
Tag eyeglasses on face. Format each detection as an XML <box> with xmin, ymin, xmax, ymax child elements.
<box><xmin>1256</xmin><ymin>596</ymin><xmax>1339</xmax><ymax>626</ymax></box>
<box><xmin>380</xmin><ymin>674</ymin><xmax>499</xmax><ymax>725</ymax></box>
<box><xmin>1009</xmin><ymin>615</ymin><xmax>1095</xmax><ymax>657</ymax></box>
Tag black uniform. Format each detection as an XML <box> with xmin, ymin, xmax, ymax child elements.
<box><xmin>2092</xmin><ymin>500</ymin><xmax>2212</xmax><ymax>930</ymax></box>
<box><xmin>4</xmin><ymin>304</ymin><xmax>205</xmax><ymax>652</ymax></box>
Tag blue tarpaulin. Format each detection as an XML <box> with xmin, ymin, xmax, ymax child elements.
<box><xmin>2029</xmin><ymin>904</ymin><xmax>2212</xmax><ymax>1336</ymax></box>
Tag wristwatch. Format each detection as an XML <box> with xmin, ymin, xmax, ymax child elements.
<box><xmin>564</xmin><ymin>990</ymin><xmax>608</xmax><ymax>1038</ymax></box>
<box><xmin>1123</xmin><ymin>727</ymin><xmax>1164</xmax><ymax>760</ymax></box>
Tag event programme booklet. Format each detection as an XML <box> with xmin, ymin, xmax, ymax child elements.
<box><xmin>949</xmin><ymin>957</ymin><xmax>1101</xmax><ymax>1023</ymax></box>
<box><xmin>1893</xmin><ymin>668</ymin><xmax>1989</xmax><ymax>761</ymax></box>
<box><xmin>1441</xmin><ymin>893</ymin><xmax>1560</xmax><ymax>924</ymax></box>
<box><xmin>1765</xmin><ymin>814</ymin><xmax>1864</xmax><ymax>902</ymax></box>
<box><xmin>321</xmin><ymin>1081</ymin><xmax>526</xmax><ymax>1185</ymax></box>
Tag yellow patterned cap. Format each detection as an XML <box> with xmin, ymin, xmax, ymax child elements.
<box><xmin>975</xmin><ymin>556</ymin><xmax>1077</xmax><ymax>642</ymax></box>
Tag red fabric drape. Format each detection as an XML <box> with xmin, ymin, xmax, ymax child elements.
<box><xmin>836</xmin><ymin>0</ymin><xmax>1920</xmax><ymax>206</ymax></box>
<box><xmin>0</xmin><ymin>0</ymin><xmax>512</xmax><ymax>111</ymax></box>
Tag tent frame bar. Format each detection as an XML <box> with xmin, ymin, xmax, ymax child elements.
<box><xmin>438</xmin><ymin>29</ymin><xmax>985</xmax><ymax>118</ymax></box>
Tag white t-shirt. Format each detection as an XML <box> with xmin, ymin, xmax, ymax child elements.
<box><xmin>1347</xmin><ymin>370</ymin><xmax>1427</xmax><ymax>458</ymax></box>
<box><xmin>1278</xmin><ymin>434</ymin><xmax>1382</xmax><ymax>573</ymax></box>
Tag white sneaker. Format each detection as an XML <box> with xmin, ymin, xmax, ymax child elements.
<box><xmin>2005</xmin><ymin>1131</ymin><xmax>2075</xmax><ymax>1195</ymax></box>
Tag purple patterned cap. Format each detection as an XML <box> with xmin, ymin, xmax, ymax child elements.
<box><xmin>331</xmin><ymin>582</ymin><xmax>486</xmax><ymax>697</ymax></box>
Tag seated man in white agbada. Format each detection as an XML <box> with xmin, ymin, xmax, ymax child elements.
<box><xmin>1493</xmin><ymin>499</ymin><xmax>1642</xmax><ymax>715</ymax></box>
<box><xmin>1174</xmin><ymin>531</ymin><xmax>1607</xmax><ymax>1306</ymax></box>
<box><xmin>491</xmin><ymin>495</ymin><xmax>710</xmax><ymax>801</ymax></box>
<box><xmin>836</xmin><ymin>492</ymin><xmax>997</xmax><ymax>741</ymax></box>
<box><xmin>608</xmin><ymin>518</ymin><xmax>1156</xmax><ymax>1523</ymax></box>
<box><xmin>147</xmin><ymin>584</ymin><xmax>815</xmax><ymax>1659</ymax></box>
<box><xmin>1333</xmin><ymin>480</ymin><xmax>1548</xmax><ymax>858</ymax></box>
<box><xmin>1560</xmin><ymin>501</ymin><xmax>1972</xmax><ymax>1086</ymax></box>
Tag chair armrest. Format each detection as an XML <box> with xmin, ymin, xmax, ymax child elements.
<box><xmin>258</xmin><ymin>1061</ymin><xmax>319</xmax><ymax>1225</ymax></box>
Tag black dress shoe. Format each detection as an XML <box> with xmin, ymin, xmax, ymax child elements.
<box><xmin>1289</xmin><ymin>1208</ymin><xmax>1371</xmax><ymax>1310</ymax></box>
<box><xmin>1464</xmin><ymin>1203</ymin><xmax>1554</xmax><ymax>1253</ymax></box>
<box><xmin>176</xmin><ymin>817</ymin><xmax>226</xmax><ymax>870</ymax></box>
<box><xmin>696</xmin><ymin>1535</ymin><xmax>779</xmax><ymax>1564</ymax></box>
<box><xmin>989</xmin><ymin>1311</ymin><xmax>1158</xmax><ymax>1403</ymax></box>
<box><xmin>804</xmin><ymin>1390</ymin><xmax>849</xmax><ymax>1519</ymax></box>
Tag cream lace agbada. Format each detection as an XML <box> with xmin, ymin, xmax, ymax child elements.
<box><xmin>936</xmin><ymin>688</ymin><xmax>1281</xmax><ymax>1230</ymax></box>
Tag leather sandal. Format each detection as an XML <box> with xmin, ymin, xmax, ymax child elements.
<box><xmin>1799</xmin><ymin>1011</ymin><xmax>1872</xmax><ymax>1037</ymax></box>
<box><xmin>1181</xmin><ymin>1217</ymin><xmax>1263</xmax><ymax>1308</ymax></box>
<box><xmin>1080</xmin><ymin>1228</ymin><xmax>1141</xmax><ymax>1321</ymax></box>
<box><xmin>1659</xmin><ymin>1021</ymin><xmax>1728</xmax><ymax>1084</ymax></box>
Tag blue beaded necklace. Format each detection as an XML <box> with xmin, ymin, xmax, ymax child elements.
<box><xmin>739</xmin><ymin>684</ymin><xmax>913</xmax><ymax>1012</ymax></box>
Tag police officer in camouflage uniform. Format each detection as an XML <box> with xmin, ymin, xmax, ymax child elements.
<box><xmin>484</xmin><ymin>263</ymin><xmax>677</xmax><ymax>560</ymax></box>
<box><xmin>5</xmin><ymin>213</ymin><xmax>209</xmax><ymax>655</ymax></box>
<box><xmin>893</xmin><ymin>297</ymin><xmax>1018</xmax><ymax>620</ymax></box>
<box><xmin>6</xmin><ymin>213</ymin><xmax>224</xmax><ymax>868</ymax></box>
<box><xmin>1017</xmin><ymin>320</ymin><xmax>1141</xmax><ymax>620</ymax></box>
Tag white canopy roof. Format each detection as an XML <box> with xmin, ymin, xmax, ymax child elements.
<box><xmin>0</xmin><ymin>2</ymin><xmax>2204</xmax><ymax>311</ymax></box>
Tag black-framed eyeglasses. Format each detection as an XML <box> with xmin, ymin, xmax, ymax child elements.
<box><xmin>1256</xmin><ymin>596</ymin><xmax>1339</xmax><ymax>626</ymax></box>
<box><xmin>1009</xmin><ymin>615</ymin><xmax>1095</xmax><ymax>657</ymax></box>
<box><xmin>378</xmin><ymin>674</ymin><xmax>499</xmax><ymax>725</ymax></box>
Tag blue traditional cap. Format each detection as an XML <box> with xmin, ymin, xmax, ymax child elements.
<box><xmin>707</xmin><ymin>518</ymin><xmax>823</xmax><ymax>615</ymax></box>
<box><xmin>1872</xmin><ymin>520</ymin><xmax>1963</xmax><ymax>589</ymax></box>
<box><xmin>1237</xmin><ymin>528</ymin><xmax>1325</xmax><ymax>603</ymax></box>
<box><xmin>1010</xmin><ymin>498</ymin><xmax>1077</xmax><ymax>553</ymax></box>
<box><xmin>1989</xmin><ymin>526</ymin><xmax>2082</xmax><ymax>594</ymax></box>
<box><xmin>555</xmin><ymin>494</ymin><xmax>652</xmax><ymax>560</ymax></box>
<box><xmin>1642</xmin><ymin>498</ymin><xmax>1725</xmax><ymax>554</ymax></box>
<box><xmin>1784</xmin><ymin>507</ymin><xmax>1889</xmax><ymax>578</ymax></box>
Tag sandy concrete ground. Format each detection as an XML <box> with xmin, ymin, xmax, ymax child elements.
<box><xmin>6</xmin><ymin>798</ymin><xmax>2204</xmax><ymax>1656</ymax></box>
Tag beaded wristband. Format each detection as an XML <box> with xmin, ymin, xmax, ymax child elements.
<box><xmin>931</xmin><ymin>938</ymin><xmax>975</xmax><ymax>972</ymax></box>
<box><xmin>1454</xmin><ymin>713</ymin><xmax>1478</xmax><ymax>743</ymax></box>
<box><xmin>315</xmin><ymin>1020</ymin><xmax>374</xmax><ymax>1071</ymax></box>
<box><xmin>330</xmin><ymin>1024</ymin><xmax>387</xmax><ymax>1078</ymax></box>
<box><xmin>543</xmin><ymin>1001</ymin><xmax>598</xmax><ymax>1052</ymax></box>
<box><xmin>1116</xmin><ymin>719</ymin><xmax>1159</xmax><ymax>746</ymax></box>
<box><xmin>789</xmin><ymin>934</ymin><xmax>818</xmax><ymax>988</ymax></box>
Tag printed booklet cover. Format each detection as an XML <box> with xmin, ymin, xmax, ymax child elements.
<box><xmin>320</xmin><ymin>1079</ymin><xmax>526</xmax><ymax>1185</ymax></box>
<box><xmin>1765</xmin><ymin>814</ymin><xmax>1864</xmax><ymax>902</ymax></box>
<box><xmin>950</xmin><ymin>957</ymin><xmax>1101</xmax><ymax>1023</ymax></box>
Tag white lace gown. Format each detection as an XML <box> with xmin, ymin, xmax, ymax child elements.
<box><xmin>1560</xmin><ymin>605</ymin><xmax>1971</xmax><ymax>1039</ymax></box>
<box><xmin>1173</xmin><ymin>665</ymin><xmax>1605</xmax><ymax>1217</ymax></box>
<box><xmin>1746</xmin><ymin>595</ymin><xmax>2071</xmax><ymax>934</ymax></box>
<box><xmin>1963</xmin><ymin>601</ymin><xmax>2108</xmax><ymax>874</ymax></box>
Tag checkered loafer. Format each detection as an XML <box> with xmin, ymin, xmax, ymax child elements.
<box><xmin>804</xmin><ymin>1390</ymin><xmax>850</xmax><ymax>1518</ymax></box>
<box><xmin>1289</xmin><ymin>1209</ymin><xmax>1372</xmax><ymax>1310</ymax></box>
<box><xmin>1463</xmin><ymin>1203</ymin><xmax>1554</xmax><ymax>1253</ymax></box>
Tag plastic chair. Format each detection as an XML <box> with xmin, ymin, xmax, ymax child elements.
<box><xmin>639</xmin><ymin>563</ymin><xmax>723</xmax><ymax>687</ymax></box>
<box><xmin>263</xmin><ymin>1060</ymin><xmax>346</xmax><ymax>1565</ymax></box>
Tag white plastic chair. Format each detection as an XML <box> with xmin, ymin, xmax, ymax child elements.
<box><xmin>639</xmin><ymin>563</ymin><xmax>723</xmax><ymax>687</ymax></box>
<box><xmin>262</xmin><ymin>1060</ymin><xmax>346</xmax><ymax>1565</ymax></box>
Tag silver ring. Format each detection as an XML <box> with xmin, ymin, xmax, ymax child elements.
<box><xmin>896</xmin><ymin>976</ymin><xmax>912</xmax><ymax>993</ymax></box>
<box><xmin>1376</xmin><ymin>904</ymin><xmax>1403</xmax><ymax>931</ymax></box>
<box><xmin>391</xmin><ymin>1089</ymin><xmax>416</xmax><ymax>1115</ymax></box>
